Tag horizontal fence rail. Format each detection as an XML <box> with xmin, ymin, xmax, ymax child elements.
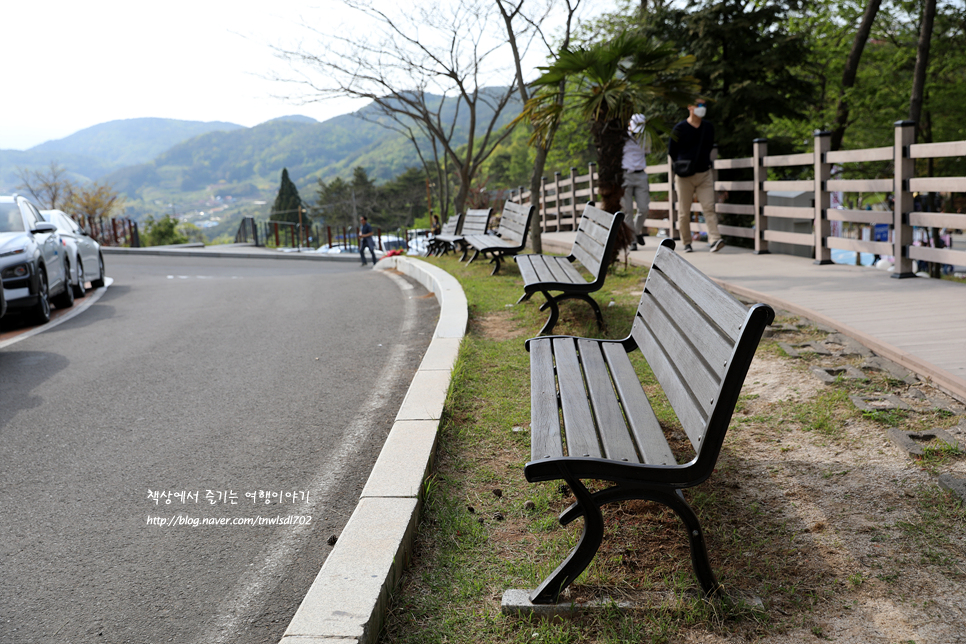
<box><xmin>510</xmin><ymin>121</ymin><xmax>965</xmax><ymax>279</ymax></box>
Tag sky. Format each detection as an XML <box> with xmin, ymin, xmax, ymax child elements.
<box><xmin>2</xmin><ymin>0</ymin><xmax>606</xmax><ymax>151</ymax></box>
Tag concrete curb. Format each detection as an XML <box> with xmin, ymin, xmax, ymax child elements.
<box><xmin>279</xmin><ymin>255</ymin><xmax>467</xmax><ymax>644</ymax></box>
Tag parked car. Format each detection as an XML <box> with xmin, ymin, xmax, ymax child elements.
<box><xmin>1</xmin><ymin>195</ymin><xmax>73</xmax><ymax>324</ymax></box>
<box><xmin>40</xmin><ymin>209</ymin><xmax>106</xmax><ymax>296</ymax></box>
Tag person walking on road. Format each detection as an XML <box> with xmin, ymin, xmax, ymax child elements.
<box><xmin>359</xmin><ymin>215</ymin><xmax>378</xmax><ymax>266</ymax></box>
<box><xmin>669</xmin><ymin>100</ymin><xmax>723</xmax><ymax>253</ymax></box>
<box><xmin>622</xmin><ymin>114</ymin><xmax>650</xmax><ymax>251</ymax></box>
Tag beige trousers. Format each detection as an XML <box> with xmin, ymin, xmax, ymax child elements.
<box><xmin>675</xmin><ymin>169</ymin><xmax>720</xmax><ymax>244</ymax></box>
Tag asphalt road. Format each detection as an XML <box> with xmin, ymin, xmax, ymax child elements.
<box><xmin>0</xmin><ymin>254</ymin><xmax>439</xmax><ymax>644</ymax></box>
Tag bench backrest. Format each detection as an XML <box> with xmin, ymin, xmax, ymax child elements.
<box><xmin>439</xmin><ymin>213</ymin><xmax>462</xmax><ymax>236</ymax></box>
<box><xmin>496</xmin><ymin>200</ymin><xmax>534</xmax><ymax>245</ymax></box>
<box><xmin>633</xmin><ymin>239</ymin><xmax>774</xmax><ymax>471</ymax></box>
<box><xmin>570</xmin><ymin>204</ymin><xmax>624</xmax><ymax>283</ymax></box>
<box><xmin>461</xmin><ymin>208</ymin><xmax>491</xmax><ymax>236</ymax></box>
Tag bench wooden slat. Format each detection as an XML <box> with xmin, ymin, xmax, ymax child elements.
<box><xmin>652</xmin><ymin>252</ymin><xmax>747</xmax><ymax>341</ymax></box>
<box><xmin>517</xmin><ymin>256</ymin><xmax>541</xmax><ymax>286</ymax></box>
<box><xmin>530</xmin><ymin>339</ymin><xmax>564</xmax><ymax>461</ymax></box>
<box><xmin>634</xmin><ymin>290</ymin><xmax>720</xmax><ymax>419</ymax></box>
<box><xmin>601</xmin><ymin>342</ymin><xmax>676</xmax><ymax>466</ymax></box>
<box><xmin>577</xmin><ymin>212</ymin><xmax>614</xmax><ymax>247</ymax></box>
<box><xmin>552</xmin><ymin>338</ymin><xmax>603</xmax><ymax>459</ymax></box>
<box><xmin>545</xmin><ymin>256</ymin><xmax>584</xmax><ymax>284</ymax></box>
<box><xmin>644</xmin><ymin>269</ymin><xmax>734</xmax><ymax>379</ymax></box>
<box><xmin>518</xmin><ymin>255</ymin><xmax>557</xmax><ymax>282</ymax></box>
<box><xmin>577</xmin><ymin>339</ymin><xmax>641</xmax><ymax>463</ymax></box>
<box><xmin>572</xmin><ymin>239</ymin><xmax>603</xmax><ymax>277</ymax></box>
<box><xmin>462</xmin><ymin>209</ymin><xmax>492</xmax><ymax>235</ymax></box>
<box><xmin>633</xmin><ymin>313</ymin><xmax>709</xmax><ymax>449</ymax></box>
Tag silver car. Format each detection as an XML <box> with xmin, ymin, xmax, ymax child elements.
<box><xmin>1</xmin><ymin>195</ymin><xmax>73</xmax><ymax>324</ymax></box>
<box><xmin>40</xmin><ymin>209</ymin><xmax>106</xmax><ymax>297</ymax></box>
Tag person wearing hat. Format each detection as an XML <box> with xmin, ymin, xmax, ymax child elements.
<box><xmin>669</xmin><ymin>100</ymin><xmax>723</xmax><ymax>253</ymax></box>
<box><xmin>621</xmin><ymin>114</ymin><xmax>650</xmax><ymax>251</ymax></box>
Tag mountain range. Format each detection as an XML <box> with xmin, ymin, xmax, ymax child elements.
<box><xmin>0</xmin><ymin>90</ymin><xmax>522</xmax><ymax>208</ymax></box>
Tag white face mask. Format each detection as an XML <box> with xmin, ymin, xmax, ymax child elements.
<box><xmin>693</xmin><ymin>106</ymin><xmax>707</xmax><ymax>118</ymax></box>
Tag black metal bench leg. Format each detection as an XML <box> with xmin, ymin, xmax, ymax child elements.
<box><xmin>529</xmin><ymin>474</ymin><xmax>604</xmax><ymax>604</ymax></box>
<box><xmin>516</xmin><ymin>291</ymin><xmax>534</xmax><ymax>304</ymax></box>
<box><xmin>537</xmin><ymin>293</ymin><xmax>560</xmax><ymax>335</ymax></box>
<box><xmin>662</xmin><ymin>490</ymin><xmax>723</xmax><ymax>597</ymax></box>
<box><xmin>490</xmin><ymin>255</ymin><xmax>502</xmax><ymax>275</ymax></box>
<box><xmin>574</xmin><ymin>293</ymin><xmax>604</xmax><ymax>330</ymax></box>
<box><xmin>467</xmin><ymin>249</ymin><xmax>481</xmax><ymax>264</ymax></box>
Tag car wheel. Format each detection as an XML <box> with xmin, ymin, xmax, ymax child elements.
<box><xmin>52</xmin><ymin>259</ymin><xmax>75</xmax><ymax>309</ymax></box>
<box><xmin>91</xmin><ymin>253</ymin><xmax>106</xmax><ymax>288</ymax></box>
<box><xmin>32</xmin><ymin>268</ymin><xmax>52</xmax><ymax>325</ymax></box>
<box><xmin>73</xmin><ymin>259</ymin><xmax>87</xmax><ymax>298</ymax></box>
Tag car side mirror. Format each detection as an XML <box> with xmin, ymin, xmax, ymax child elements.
<box><xmin>31</xmin><ymin>222</ymin><xmax>58</xmax><ymax>234</ymax></box>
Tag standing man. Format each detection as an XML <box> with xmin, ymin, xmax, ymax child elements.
<box><xmin>622</xmin><ymin>114</ymin><xmax>650</xmax><ymax>251</ymax></box>
<box><xmin>359</xmin><ymin>215</ymin><xmax>378</xmax><ymax>266</ymax></box>
<box><xmin>669</xmin><ymin>100</ymin><xmax>723</xmax><ymax>253</ymax></box>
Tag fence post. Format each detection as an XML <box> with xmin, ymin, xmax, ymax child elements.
<box><xmin>570</xmin><ymin>167</ymin><xmax>579</xmax><ymax>224</ymax></box>
<box><xmin>553</xmin><ymin>171</ymin><xmax>562</xmax><ymax>231</ymax></box>
<box><xmin>753</xmin><ymin>138</ymin><xmax>769</xmax><ymax>254</ymax></box>
<box><xmin>540</xmin><ymin>176</ymin><xmax>548</xmax><ymax>233</ymax></box>
<box><xmin>813</xmin><ymin>131</ymin><xmax>833</xmax><ymax>264</ymax></box>
<box><xmin>667</xmin><ymin>155</ymin><xmax>678</xmax><ymax>240</ymax></box>
<box><xmin>378</xmin><ymin>228</ymin><xmax>383</xmax><ymax>251</ymax></box>
<box><xmin>588</xmin><ymin>162</ymin><xmax>597</xmax><ymax>204</ymax></box>
<box><xmin>893</xmin><ymin>120</ymin><xmax>917</xmax><ymax>278</ymax></box>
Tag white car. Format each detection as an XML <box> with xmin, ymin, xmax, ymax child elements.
<box><xmin>1</xmin><ymin>195</ymin><xmax>72</xmax><ymax>324</ymax></box>
<box><xmin>40</xmin><ymin>210</ymin><xmax>106</xmax><ymax>297</ymax></box>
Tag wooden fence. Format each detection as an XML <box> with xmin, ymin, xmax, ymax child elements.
<box><xmin>75</xmin><ymin>215</ymin><xmax>140</xmax><ymax>247</ymax></box>
<box><xmin>510</xmin><ymin>121</ymin><xmax>966</xmax><ymax>277</ymax></box>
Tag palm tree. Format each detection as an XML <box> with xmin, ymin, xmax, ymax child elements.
<box><xmin>520</xmin><ymin>33</ymin><xmax>699</xmax><ymax>214</ymax></box>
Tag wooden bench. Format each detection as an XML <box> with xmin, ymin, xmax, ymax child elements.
<box><xmin>425</xmin><ymin>213</ymin><xmax>463</xmax><ymax>256</ymax></box>
<box><xmin>515</xmin><ymin>204</ymin><xmax>624</xmax><ymax>335</ymax></box>
<box><xmin>521</xmin><ymin>238</ymin><xmax>775</xmax><ymax>604</ymax></box>
<box><xmin>464</xmin><ymin>201</ymin><xmax>535</xmax><ymax>275</ymax></box>
<box><xmin>433</xmin><ymin>208</ymin><xmax>491</xmax><ymax>260</ymax></box>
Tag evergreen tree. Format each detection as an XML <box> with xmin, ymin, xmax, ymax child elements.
<box><xmin>270</xmin><ymin>168</ymin><xmax>302</xmax><ymax>223</ymax></box>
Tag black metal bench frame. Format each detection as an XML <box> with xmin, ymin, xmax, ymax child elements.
<box><xmin>515</xmin><ymin>204</ymin><xmax>623</xmax><ymax>335</ymax></box>
<box><xmin>464</xmin><ymin>201</ymin><xmax>534</xmax><ymax>275</ymax></box>
<box><xmin>522</xmin><ymin>238</ymin><xmax>775</xmax><ymax>604</ymax></box>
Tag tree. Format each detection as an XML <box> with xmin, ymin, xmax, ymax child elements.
<box><xmin>521</xmin><ymin>33</ymin><xmax>698</xmax><ymax>214</ymax></box>
<box><xmin>142</xmin><ymin>215</ymin><xmax>188</xmax><ymax>247</ymax></box>
<box><xmin>65</xmin><ymin>182</ymin><xmax>124</xmax><ymax>222</ymax></box>
<box><xmin>270</xmin><ymin>168</ymin><xmax>302</xmax><ymax>224</ymax></box>
<box><xmin>831</xmin><ymin>0</ymin><xmax>883</xmax><ymax>151</ymax></box>
<box><xmin>15</xmin><ymin>162</ymin><xmax>74</xmax><ymax>210</ymax></box>
<box><xmin>274</xmin><ymin>0</ymin><xmax>521</xmax><ymax>217</ymax></box>
<box><xmin>499</xmin><ymin>0</ymin><xmax>579</xmax><ymax>253</ymax></box>
<box><xmin>628</xmin><ymin>0</ymin><xmax>815</xmax><ymax>159</ymax></box>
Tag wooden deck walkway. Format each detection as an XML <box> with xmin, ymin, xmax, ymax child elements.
<box><xmin>540</xmin><ymin>232</ymin><xmax>966</xmax><ymax>401</ymax></box>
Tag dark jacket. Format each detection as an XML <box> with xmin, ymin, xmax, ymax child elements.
<box><xmin>668</xmin><ymin>120</ymin><xmax>715</xmax><ymax>175</ymax></box>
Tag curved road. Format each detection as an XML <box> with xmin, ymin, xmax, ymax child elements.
<box><xmin>0</xmin><ymin>254</ymin><xmax>439</xmax><ymax>644</ymax></box>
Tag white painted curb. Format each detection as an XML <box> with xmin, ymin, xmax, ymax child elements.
<box><xmin>279</xmin><ymin>256</ymin><xmax>467</xmax><ymax>644</ymax></box>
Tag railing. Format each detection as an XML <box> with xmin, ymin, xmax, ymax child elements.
<box><xmin>74</xmin><ymin>215</ymin><xmax>140</xmax><ymax>247</ymax></box>
<box><xmin>510</xmin><ymin>121</ymin><xmax>966</xmax><ymax>277</ymax></box>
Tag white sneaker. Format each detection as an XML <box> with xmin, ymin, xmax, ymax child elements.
<box><xmin>709</xmin><ymin>239</ymin><xmax>725</xmax><ymax>253</ymax></box>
